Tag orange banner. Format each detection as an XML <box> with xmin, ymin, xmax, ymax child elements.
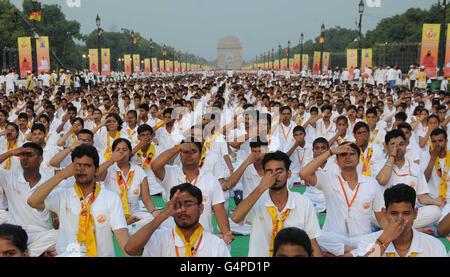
<box><xmin>124</xmin><ymin>54</ymin><xmax>132</xmax><ymax>75</ymax></box>
<box><xmin>152</xmin><ymin>58</ymin><xmax>158</xmax><ymax>73</ymax></box>
<box><xmin>101</xmin><ymin>48</ymin><xmax>111</xmax><ymax>76</ymax></box>
<box><xmin>301</xmin><ymin>54</ymin><xmax>309</xmax><ymax>71</ymax></box>
<box><xmin>89</xmin><ymin>49</ymin><xmax>99</xmax><ymax>75</ymax></box>
<box><xmin>36</xmin><ymin>36</ymin><xmax>50</xmax><ymax>74</ymax></box>
<box><xmin>313</xmin><ymin>51</ymin><xmax>321</xmax><ymax>75</ymax></box>
<box><xmin>175</xmin><ymin>61</ymin><xmax>180</xmax><ymax>73</ymax></box>
<box><xmin>18</xmin><ymin>37</ymin><xmax>32</xmax><ymax>78</ymax></box>
<box><xmin>181</xmin><ymin>62</ymin><xmax>186</xmax><ymax>73</ymax></box>
<box><xmin>159</xmin><ymin>60</ymin><xmax>164</xmax><ymax>73</ymax></box>
<box><xmin>281</xmin><ymin>58</ymin><xmax>287</xmax><ymax>70</ymax></box>
<box><xmin>420</xmin><ymin>24</ymin><xmax>440</xmax><ymax>77</ymax></box>
<box><xmin>133</xmin><ymin>54</ymin><xmax>141</xmax><ymax>74</ymax></box>
<box><xmin>294</xmin><ymin>54</ymin><xmax>301</xmax><ymax>73</ymax></box>
<box><xmin>274</xmin><ymin>60</ymin><xmax>279</xmax><ymax>71</ymax></box>
<box><xmin>445</xmin><ymin>24</ymin><xmax>450</xmax><ymax>78</ymax></box>
<box><xmin>144</xmin><ymin>58</ymin><xmax>151</xmax><ymax>75</ymax></box>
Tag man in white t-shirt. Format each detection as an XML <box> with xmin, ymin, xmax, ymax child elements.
<box><xmin>124</xmin><ymin>183</ymin><xmax>230</xmax><ymax>257</ymax></box>
<box><xmin>375</xmin><ymin>129</ymin><xmax>444</xmax><ymax>233</ymax></box>
<box><xmin>27</xmin><ymin>145</ymin><xmax>130</xmax><ymax>257</ymax></box>
<box><xmin>0</xmin><ymin>143</ymin><xmax>57</xmax><ymax>257</ymax></box>
<box><xmin>354</xmin><ymin>184</ymin><xmax>447</xmax><ymax>257</ymax></box>
<box><xmin>231</xmin><ymin>151</ymin><xmax>322</xmax><ymax>257</ymax></box>
<box><xmin>420</xmin><ymin>128</ymin><xmax>450</xmax><ymax>223</ymax></box>
<box><xmin>300</xmin><ymin>142</ymin><xmax>386</xmax><ymax>257</ymax></box>
<box><xmin>151</xmin><ymin>138</ymin><xmax>234</xmax><ymax>245</ymax></box>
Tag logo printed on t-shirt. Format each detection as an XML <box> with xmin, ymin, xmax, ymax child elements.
<box><xmin>97</xmin><ymin>215</ymin><xmax>106</xmax><ymax>224</ymax></box>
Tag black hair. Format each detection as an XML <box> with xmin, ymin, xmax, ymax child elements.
<box><xmin>138</xmin><ymin>103</ymin><xmax>150</xmax><ymax>111</ymax></box>
<box><xmin>280</xmin><ymin>106</ymin><xmax>291</xmax><ymax>114</ymax></box>
<box><xmin>313</xmin><ymin>137</ymin><xmax>329</xmax><ymax>149</ymax></box>
<box><xmin>78</xmin><ymin>129</ymin><xmax>94</xmax><ymax>140</ymax></box>
<box><xmin>6</xmin><ymin>122</ymin><xmax>19</xmax><ymax>133</ymax></box>
<box><xmin>336</xmin><ymin>142</ymin><xmax>361</xmax><ymax>157</ymax></box>
<box><xmin>394</xmin><ymin>112</ymin><xmax>407</xmax><ymax>121</ymax></box>
<box><xmin>427</xmin><ymin>114</ymin><xmax>440</xmax><ymax>124</ymax></box>
<box><xmin>31</xmin><ymin>123</ymin><xmax>46</xmax><ymax>134</ymax></box>
<box><xmin>137</xmin><ymin>124</ymin><xmax>154</xmax><ymax>136</ymax></box>
<box><xmin>180</xmin><ymin>137</ymin><xmax>203</xmax><ymax>153</ymax></box>
<box><xmin>336</xmin><ymin>115</ymin><xmax>348</xmax><ymax>125</ymax></box>
<box><xmin>106</xmin><ymin>113</ymin><xmax>123</xmax><ymax>131</ymax></box>
<box><xmin>112</xmin><ymin>138</ymin><xmax>132</xmax><ymax>153</ymax></box>
<box><xmin>169</xmin><ymin>183</ymin><xmax>203</xmax><ymax>205</ymax></box>
<box><xmin>22</xmin><ymin>142</ymin><xmax>43</xmax><ymax>157</ymax></box>
<box><xmin>385</xmin><ymin>129</ymin><xmax>406</xmax><ymax>145</ymax></box>
<box><xmin>273</xmin><ymin>227</ymin><xmax>312</xmax><ymax>257</ymax></box>
<box><xmin>353</xmin><ymin>121</ymin><xmax>369</xmax><ymax>134</ymax></box>
<box><xmin>262</xmin><ymin>151</ymin><xmax>292</xmax><ymax>171</ymax></box>
<box><xmin>384</xmin><ymin>183</ymin><xmax>416</xmax><ymax>210</ymax></box>
<box><xmin>126</xmin><ymin>110</ymin><xmax>138</xmax><ymax>119</ymax></box>
<box><xmin>71</xmin><ymin>145</ymin><xmax>99</xmax><ymax>168</ymax></box>
<box><xmin>397</xmin><ymin>123</ymin><xmax>412</xmax><ymax>132</ymax></box>
<box><xmin>430</xmin><ymin>128</ymin><xmax>447</xmax><ymax>140</ymax></box>
<box><xmin>18</xmin><ymin>112</ymin><xmax>28</xmax><ymax>120</ymax></box>
<box><xmin>293</xmin><ymin>125</ymin><xmax>305</xmax><ymax>134</ymax></box>
<box><xmin>321</xmin><ymin>104</ymin><xmax>332</xmax><ymax>113</ymax></box>
<box><xmin>366</xmin><ymin>107</ymin><xmax>378</xmax><ymax>117</ymax></box>
<box><xmin>0</xmin><ymin>224</ymin><xmax>28</xmax><ymax>253</ymax></box>
<box><xmin>70</xmin><ymin>117</ymin><xmax>84</xmax><ymax>127</ymax></box>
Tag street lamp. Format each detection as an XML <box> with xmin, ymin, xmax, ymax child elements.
<box><xmin>287</xmin><ymin>40</ymin><xmax>291</xmax><ymax>71</ymax></box>
<box><xmin>358</xmin><ymin>0</ymin><xmax>364</xmax><ymax>69</ymax></box>
<box><xmin>299</xmin><ymin>33</ymin><xmax>304</xmax><ymax>71</ymax></box>
<box><xmin>271</xmin><ymin>48</ymin><xmax>274</xmax><ymax>69</ymax></box>
<box><xmin>82</xmin><ymin>54</ymin><xmax>87</xmax><ymax>70</ymax></box>
<box><xmin>320</xmin><ymin>23</ymin><xmax>325</xmax><ymax>74</ymax></box>
<box><xmin>149</xmin><ymin>38</ymin><xmax>154</xmax><ymax>71</ymax></box>
<box><xmin>162</xmin><ymin>44</ymin><xmax>167</xmax><ymax>72</ymax></box>
<box><xmin>96</xmin><ymin>14</ymin><xmax>101</xmax><ymax>76</ymax></box>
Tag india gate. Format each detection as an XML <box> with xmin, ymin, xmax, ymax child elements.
<box><xmin>217</xmin><ymin>35</ymin><xmax>242</xmax><ymax>70</ymax></box>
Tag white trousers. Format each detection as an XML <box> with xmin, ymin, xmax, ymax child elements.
<box><xmin>24</xmin><ymin>226</ymin><xmax>58</xmax><ymax>257</ymax></box>
<box><xmin>316</xmin><ymin>231</ymin><xmax>363</xmax><ymax>256</ymax></box>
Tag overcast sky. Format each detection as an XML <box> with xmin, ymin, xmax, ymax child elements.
<box><xmin>10</xmin><ymin>0</ymin><xmax>439</xmax><ymax>62</ymax></box>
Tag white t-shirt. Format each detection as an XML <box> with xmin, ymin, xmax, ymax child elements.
<box><xmin>0</xmin><ymin>168</ymin><xmax>53</xmax><ymax>231</ymax></box>
<box><xmin>103</xmin><ymin>163</ymin><xmax>147</xmax><ymax>215</ymax></box>
<box><xmin>315</xmin><ymin>172</ymin><xmax>384</xmax><ymax>237</ymax></box>
<box><xmin>353</xmin><ymin>229</ymin><xmax>447</xmax><ymax>257</ymax></box>
<box><xmin>373</xmin><ymin>159</ymin><xmax>429</xmax><ymax>197</ymax></box>
<box><xmin>143</xmin><ymin>227</ymin><xmax>230</xmax><ymax>257</ymax></box>
<box><xmin>419</xmin><ymin>152</ymin><xmax>450</xmax><ymax>201</ymax></box>
<box><xmin>156</xmin><ymin>166</ymin><xmax>225</xmax><ymax>233</ymax></box>
<box><xmin>246</xmin><ymin>190</ymin><xmax>322</xmax><ymax>257</ymax></box>
<box><xmin>44</xmin><ymin>185</ymin><xmax>127</xmax><ymax>257</ymax></box>
<box><xmin>288</xmin><ymin>144</ymin><xmax>313</xmax><ymax>184</ymax></box>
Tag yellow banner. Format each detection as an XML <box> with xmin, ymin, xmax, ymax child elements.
<box><xmin>302</xmin><ymin>54</ymin><xmax>309</xmax><ymax>71</ymax></box>
<box><xmin>361</xmin><ymin>48</ymin><xmax>372</xmax><ymax>74</ymax></box>
<box><xmin>322</xmin><ymin>52</ymin><xmax>330</xmax><ymax>75</ymax></box>
<box><xmin>175</xmin><ymin>61</ymin><xmax>180</xmax><ymax>73</ymax></box>
<box><xmin>289</xmin><ymin>58</ymin><xmax>294</xmax><ymax>71</ymax></box>
<box><xmin>313</xmin><ymin>51</ymin><xmax>321</xmax><ymax>75</ymax></box>
<box><xmin>133</xmin><ymin>54</ymin><xmax>141</xmax><ymax>74</ymax></box>
<box><xmin>18</xmin><ymin>37</ymin><xmax>32</xmax><ymax>78</ymax></box>
<box><xmin>420</xmin><ymin>24</ymin><xmax>440</xmax><ymax>77</ymax></box>
<box><xmin>36</xmin><ymin>36</ymin><xmax>50</xmax><ymax>75</ymax></box>
<box><xmin>181</xmin><ymin>62</ymin><xmax>186</xmax><ymax>72</ymax></box>
<box><xmin>124</xmin><ymin>54</ymin><xmax>131</xmax><ymax>75</ymax></box>
<box><xmin>89</xmin><ymin>49</ymin><xmax>99</xmax><ymax>75</ymax></box>
<box><xmin>101</xmin><ymin>48</ymin><xmax>111</xmax><ymax>76</ymax></box>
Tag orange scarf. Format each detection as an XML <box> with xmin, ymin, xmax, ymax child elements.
<box><xmin>267</xmin><ymin>206</ymin><xmax>290</xmax><ymax>257</ymax></box>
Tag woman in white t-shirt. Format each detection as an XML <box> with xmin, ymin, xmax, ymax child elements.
<box><xmin>97</xmin><ymin>138</ymin><xmax>160</xmax><ymax>236</ymax></box>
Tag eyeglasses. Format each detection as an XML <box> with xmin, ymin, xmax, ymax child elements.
<box><xmin>176</xmin><ymin>201</ymin><xmax>199</xmax><ymax>209</ymax></box>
